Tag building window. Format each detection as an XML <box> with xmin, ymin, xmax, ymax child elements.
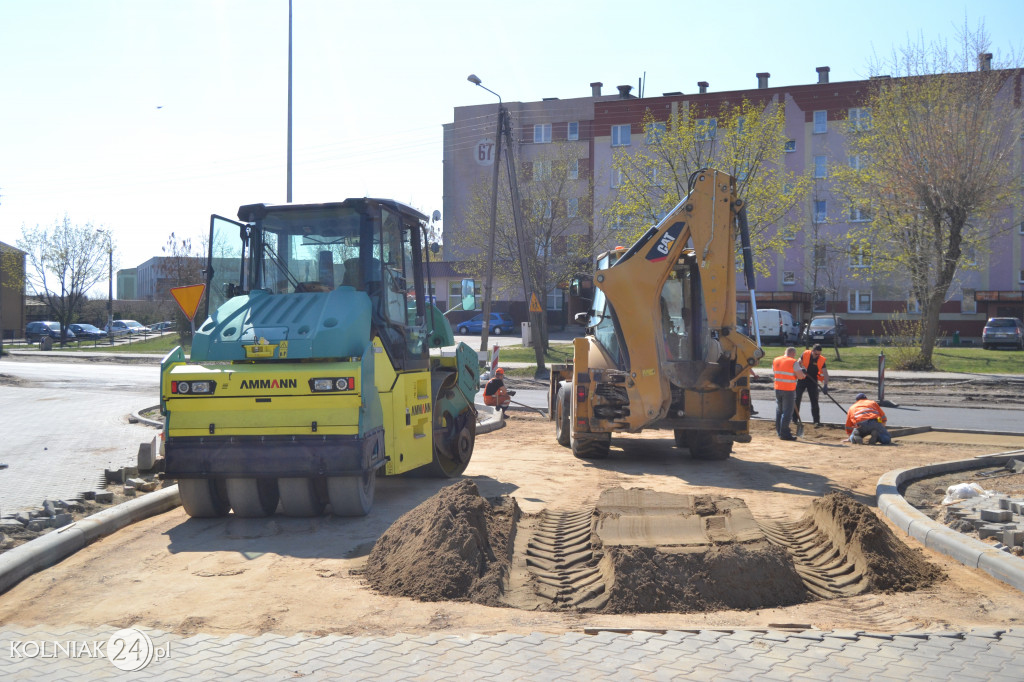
<box><xmin>567</xmin><ymin>121</ymin><xmax>579</xmax><ymax>141</ymax></box>
<box><xmin>696</xmin><ymin>118</ymin><xmax>717</xmax><ymax>141</ymax></box>
<box><xmin>611</xmin><ymin>168</ymin><xmax>624</xmax><ymax>188</ymax></box>
<box><xmin>450</xmin><ymin>280</ymin><xmax>481</xmax><ymax>310</ymax></box>
<box><xmin>814</xmin><ymin>200</ymin><xmax>827</xmax><ymax>223</ymax></box>
<box><xmin>645</xmin><ymin>122</ymin><xmax>666</xmax><ymax>144</ymax></box>
<box><xmin>533</xmin><ymin>160</ymin><xmax>551</xmax><ymax>181</ymax></box>
<box><xmin>611</xmin><ymin>124</ymin><xmax>631</xmax><ymax>146</ymax></box>
<box><xmin>814</xmin><ymin>155</ymin><xmax>828</xmax><ymax>178</ymax></box>
<box><xmin>782</xmin><ymin>271</ymin><xmax>796</xmax><ymax>285</ymax></box>
<box><xmin>546</xmin><ymin>288</ymin><xmax>563</xmax><ymax>311</ymax></box>
<box><xmin>1018</xmin><ymin>222</ymin><xmax>1024</xmax><ymax>235</ymax></box>
<box><xmin>1019</xmin><ymin>270</ymin><xmax>1024</xmax><ymax>283</ymax></box>
<box><xmin>534</xmin><ymin>200</ymin><xmax>552</xmax><ymax>220</ymax></box>
<box><xmin>848</xmin><ymin>154</ymin><xmax>864</xmax><ymax>170</ymax></box>
<box><xmin>962</xmin><ymin>289</ymin><xmax>977</xmax><ymax>314</ymax></box>
<box><xmin>848</xmin><ymin>290</ymin><xmax>872</xmax><ymax>313</ymax></box>
<box><xmin>907</xmin><ymin>294</ymin><xmax>921</xmax><ymax>314</ymax></box>
<box><xmin>963</xmin><ymin>243</ymin><xmax>977</xmax><ymax>265</ymax></box>
<box><xmin>849</xmin><ymin>206</ymin><xmax>871</xmax><ymax>222</ymax></box>
<box><xmin>849</xmin><ymin>107</ymin><xmax>872</xmax><ymax>131</ymax></box>
<box><xmin>784</xmin><ymin>139</ymin><xmax>796</xmax><ymax>152</ymax></box>
<box><xmin>567</xmin><ymin>197</ymin><xmax>579</xmax><ymax>217</ymax></box>
<box><xmin>568</xmin><ymin>159</ymin><xmax>579</xmax><ymax>180</ymax></box>
<box><xmin>813</xmin><ymin>289</ymin><xmax>827</xmax><ymax>312</ymax></box>
<box><xmin>534</xmin><ymin>124</ymin><xmax>552</xmax><ymax>144</ymax></box>
<box><xmin>849</xmin><ymin>248</ymin><xmax>871</xmax><ymax>268</ymax></box>
<box><xmin>813</xmin><ymin>110</ymin><xmax>827</xmax><ymax>134</ymax></box>
<box><xmin>813</xmin><ymin>244</ymin><xmax>826</xmax><ymax>268</ymax></box>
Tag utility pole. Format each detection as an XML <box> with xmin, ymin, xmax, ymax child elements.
<box><xmin>500</xmin><ymin>113</ymin><xmax>547</xmax><ymax>375</ymax></box>
<box><xmin>468</xmin><ymin>74</ymin><xmax>502</xmax><ymax>355</ymax></box>
<box><xmin>286</xmin><ymin>0</ymin><xmax>293</xmax><ymax>203</ymax></box>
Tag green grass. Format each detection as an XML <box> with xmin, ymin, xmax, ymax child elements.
<box><xmin>499</xmin><ymin>341</ymin><xmax>1023</xmax><ymax>375</ymax></box>
<box><xmin>747</xmin><ymin>343</ymin><xmax>1023</xmax><ymax>374</ymax></box>
<box><xmin>7</xmin><ymin>334</ymin><xmax>191</xmax><ymax>355</ymax></box>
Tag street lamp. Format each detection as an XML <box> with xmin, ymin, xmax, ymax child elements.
<box><xmin>467</xmin><ymin>73</ymin><xmax>503</xmax><ymax>355</ymax></box>
<box><xmin>96</xmin><ymin>229</ymin><xmax>113</xmax><ymax>342</ymax></box>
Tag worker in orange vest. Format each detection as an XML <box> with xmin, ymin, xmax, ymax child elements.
<box><xmin>772</xmin><ymin>347</ymin><xmax>806</xmax><ymax>441</ymax></box>
<box><xmin>483</xmin><ymin>367</ymin><xmax>514</xmax><ymax>415</ymax></box>
<box><xmin>795</xmin><ymin>344</ymin><xmax>830</xmax><ymax>427</ymax></box>
<box><xmin>845</xmin><ymin>393</ymin><xmax>892</xmax><ymax>445</ymax></box>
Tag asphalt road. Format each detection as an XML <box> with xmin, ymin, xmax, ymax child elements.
<box><xmin>503</xmin><ymin>388</ymin><xmax>1024</xmax><ymax>434</ymax></box>
<box><xmin>0</xmin><ymin>360</ymin><xmax>161</xmax><ymax>517</ymax></box>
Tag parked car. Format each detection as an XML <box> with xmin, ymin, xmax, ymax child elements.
<box><xmin>457</xmin><ymin>312</ymin><xmax>515</xmax><ymax>335</ymax></box>
<box><xmin>755</xmin><ymin>308</ymin><xmax>800</xmax><ymax>345</ymax></box>
<box><xmin>25</xmin><ymin>321</ymin><xmax>75</xmax><ymax>342</ymax></box>
<box><xmin>982</xmin><ymin>317</ymin><xmax>1024</xmax><ymax>350</ymax></box>
<box><xmin>802</xmin><ymin>316</ymin><xmax>850</xmax><ymax>347</ymax></box>
<box><xmin>105</xmin><ymin>319</ymin><xmax>147</xmax><ymax>336</ymax></box>
<box><xmin>68</xmin><ymin>323</ymin><xmax>105</xmax><ymax>340</ymax></box>
<box><xmin>148</xmin><ymin>321</ymin><xmax>174</xmax><ymax>332</ymax></box>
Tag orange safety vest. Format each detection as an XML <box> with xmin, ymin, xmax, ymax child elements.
<box><xmin>845</xmin><ymin>399</ymin><xmax>887</xmax><ymax>434</ymax></box>
<box><xmin>772</xmin><ymin>355</ymin><xmax>799</xmax><ymax>391</ymax></box>
<box><xmin>800</xmin><ymin>350</ymin><xmax>826</xmax><ymax>383</ymax></box>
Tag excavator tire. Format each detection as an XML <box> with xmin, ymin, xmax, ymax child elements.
<box><xmin>571</xmin><ymin>433</ymin><xmax>610</xmax><ymax>460</ymax></box>
<box><xmin>684</xmin><ymin>430</ymin><xmax>733</xmax><ymax>461</ymax></box>
<box><xmin>555</xmin><ymin>384</ymin><xmax>571</xmax><ymax>447</ymax></box>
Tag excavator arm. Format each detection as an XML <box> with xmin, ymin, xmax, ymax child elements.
<box><xmin>591</xmin><ymin>169</ymin><xmax>762</xmax><ymax>433</ymax></box>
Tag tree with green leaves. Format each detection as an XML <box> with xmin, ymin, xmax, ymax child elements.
<box><xmin>17</xmin><ymin>216</ymin><xmax>110</xmax><ymax>346</ymax></box>
<box><xmin>605</xmin><ymin>98</ymin><xmax>811</xmax><ymax>272</ymax></box>
<box><xmin>460</xmin><ymin>142</ymin><xmax>603</xmax><ymax>348</ymax></box>
<box><xmin>833</xmin><ymin>25</ymin><xmax>1022</xmax><ymax>369</ymax></box>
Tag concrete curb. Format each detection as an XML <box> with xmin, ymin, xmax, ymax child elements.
<box><xmin>0</xmin><ymin>486</ymin><xmax>181</xmax><ymax>596</ymax></box>
<box><xmin>475</xmin><ymin>403</ymin><xmax>505</xmax><ymax>434</ymax></box>
<box><xmin>132</xmin><ymin>404</ymin><xmax>163</xmax><ymax>428</ymax></box>
<box><xmin>877</xmin><ymin>449</ymin><xmax>1024</xmax><ymax>593</ymax></box>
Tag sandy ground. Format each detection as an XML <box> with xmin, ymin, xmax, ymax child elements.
<box><xmin>0</xmin><ymin>416</ymin><xmax>1022</xmax><ymax>637</ymax></box>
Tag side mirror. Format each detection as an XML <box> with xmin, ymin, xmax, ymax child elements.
<box><xmin>460</xmin><ymin>279</ymin><xmax>475</xmax><ymax>312</ymax></box>
<box><xmin>574</xmin><ymin>311</ymin><xmax>589</xmax><ymax>325</ymax></box>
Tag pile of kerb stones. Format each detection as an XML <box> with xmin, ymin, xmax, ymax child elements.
<box><xmin>944</xmin><ymin>469</ymin><xmax>1024</xmax><ymax>556</ymax></box>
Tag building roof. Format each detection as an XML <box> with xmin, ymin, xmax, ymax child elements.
<box><xmin>0</xmin><ymin>241</ymin><xmax>26</xmax><ymax>255</ymax></box>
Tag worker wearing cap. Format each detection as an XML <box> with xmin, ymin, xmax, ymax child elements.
<box><xmin>795</xmin><ymin>344</ymin><xmax>830</xmax><ymax>427</ymax></box>
<box><xmin>772</xmin><ymin>347</ymin><xmax>806</xmax><ymax>441</ymax></box>
<box><xmin>483</xmin><ymin>367</ymin><xmax>513</xmax><ymax>414</ymax></box>
<box><xmin>845</xmin><ymin>393</ymin><xmax>892</xmax><ymax>445</ymax></box>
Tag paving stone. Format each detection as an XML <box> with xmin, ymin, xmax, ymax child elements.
<box><xmin>94</xmin><ymin>491</ymin><xmax>114</xmax><ymax>504</ymax></box>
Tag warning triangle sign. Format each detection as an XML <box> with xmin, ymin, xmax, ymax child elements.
<box><xmin>529</xmin><ymin>292</ymin><xmax>543</xmax><ymax>313</ymax></box>
<box><xmin>171</xmin><ymin>284</ymin><xmax>207</xmax><ymax>321</ymax></box>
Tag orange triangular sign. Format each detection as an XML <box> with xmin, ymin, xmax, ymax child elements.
<box><xmin>530</xmin><ymin>292</ymin><xmax>543</xmax><ymax>313</ymax></box>
<box><xmin>171</xmin><ymin>284</ymin><xmax>207</xmax><ymax>321</ymax></box>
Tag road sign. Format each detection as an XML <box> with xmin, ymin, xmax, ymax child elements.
<box><xmin>530</xmin><ymin>293</ymin><xmax>543</xmax><ymax>313</ymax></box>
<box><xmin>170</xmin><ymin>284</ymin><xmax>207</xmax><ymax>321</ymax></box>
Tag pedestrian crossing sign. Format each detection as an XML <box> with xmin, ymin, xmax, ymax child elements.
<box><xmin>530</xmin><ymin>293</ymin><xmax>543</xmax><ymax>313</ymax></box>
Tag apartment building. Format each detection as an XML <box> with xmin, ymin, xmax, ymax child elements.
<box><xmin>443</xmin><ymin>69</ymin><xmax>1024</xmax><ymax>338</ymax></box>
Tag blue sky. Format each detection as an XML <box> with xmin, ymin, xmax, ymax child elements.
<box><xmin>1</xmin><ymin>0</ymin><xmax>1021</xmax><ymax>289</ymax></box>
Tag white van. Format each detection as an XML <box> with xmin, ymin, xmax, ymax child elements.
<box><xmin>755</xmin><ymin>308</ymin><xmax>800</xmax><ymax>345</ymax></box>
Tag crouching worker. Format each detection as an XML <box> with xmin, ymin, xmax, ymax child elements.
<box><xmin>483</xmin><ymin>367</ymin><xmax>514</xmax><ymax>414</ymax></box>
<box><xmin>845</xmin><ymin>393</ymin><xmax>892</xmax><ymax>445</ymax></box>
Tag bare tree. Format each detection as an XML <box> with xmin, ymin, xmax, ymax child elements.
<box><xmin>460</xmin><ymin>142</ymin><xmax>604</xmax><ymax>348</ymax></box>
<box><xmin>17</xmin><ymin>216</ymin><xmax>109</xmax><ymax>345</ymax></box>
<box><xmin>158</xmin><ymin>232</ymin><xmax>206</xmax><ymax>338</ymax></box>
<box><xmin>834</xmin><ymin>22</ymin><xmax>1023</xmax><ymax>369</ymax></box>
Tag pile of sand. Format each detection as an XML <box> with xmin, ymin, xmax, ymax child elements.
<box><xmin>364</xmin><ymin>480</ymin><xmax>518</xmax><ymax>606</ymax></box>
<box><xmin>811</xmin><ymin>492</ymin><xmax>945</xmax><ymax>592</ymax></box>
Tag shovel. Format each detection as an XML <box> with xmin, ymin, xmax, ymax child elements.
<box><xmin>822</xmin><ymin>389</ymin><xmax>848</xmax><ymax>413</ymax></box>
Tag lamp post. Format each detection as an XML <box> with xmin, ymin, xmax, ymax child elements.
<box><xmin>467</xmin><ymin>74</ymin><xmax>503</xmax><ymax>355</ymax></box>
<box><xmin>97</xmin><ymin>230</ymin><xmax>113</xmax><ymax>342</ymax></box>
